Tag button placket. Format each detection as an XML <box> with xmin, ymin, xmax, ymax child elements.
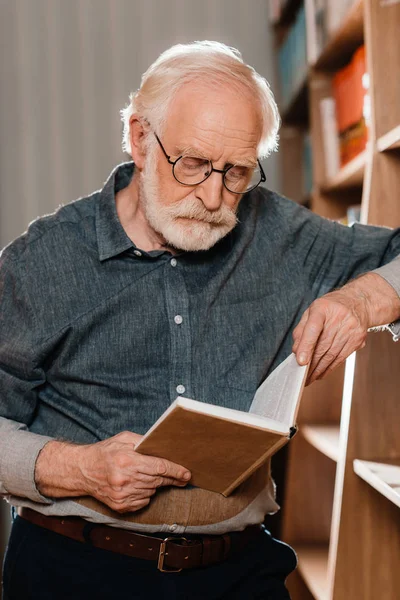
<box><xmin>163</xmin><ymin>260</ymin><xmax>192</xmax><ymax>408</ymax></box>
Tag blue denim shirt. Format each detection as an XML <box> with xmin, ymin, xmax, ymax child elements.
<box><xmin>1</xmin><ymin>162</ymin><xmax>400</xmax><ymax>532</ymax></box>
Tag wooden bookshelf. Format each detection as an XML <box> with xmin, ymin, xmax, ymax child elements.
<box><xmin>321</xmin><ymin>149</ymin><xmax>366</xmax><ymax>192</ymax></box>
<box><xmin>273</xmin><ymin>1</ymin><xmax>400</xmax><ymax>598</ymax></box>
<box><xmin>353</xmin><ymin>459</ymin><xmax>400</xmax><ymax>509</ymax></box>
<box><xmin>302</xmin><ymin>426</ymin><xmax>340</xmax><ymax>462</ymax></box>
<box><xmin>296</xmin><ymin>545</ymin><xmax>329</xmax><ymax>600</ymax></box>
<box><xmin>377</xmin><ymin>126</ymin><xmax>400</xmax><ymax>153</ymax></box>
<box><xmin>313</xmin><ymin>0</ymin><xmax>364</xmax><ymax>71</ymax></box>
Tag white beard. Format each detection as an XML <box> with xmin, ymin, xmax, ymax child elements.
<box><xmin>139</xmin><ymin>152</ymin><xmax>239</xmax><ymax>252</ymax></box>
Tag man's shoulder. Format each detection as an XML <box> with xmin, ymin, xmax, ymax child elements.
<box><xmin>246</xmin><ymin>186</ymin><xmax>321</xmax><ymax>232</ymax></box>
<box><xmin>1</xmin><ymin>190</ymin><xmax>100</xmax><ymax>266</ymax></box>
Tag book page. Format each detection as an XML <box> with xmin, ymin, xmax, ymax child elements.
<box><xmin>249</xmin><ymin>353</ymin><xmax>308</xmax><ymax>429</ymax></box>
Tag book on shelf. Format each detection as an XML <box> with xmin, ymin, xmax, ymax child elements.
<box><xmin>278</xmin><ymin>5</ymin><xmax>307</xmax><ymax>111</ymax></box>
<box><xmin>307</xmin><ymin>0</ymin><xmax>359</xmax><ymax>61</ymax></box>
<box><xmin>333</xmin><ymin>45</ymin><xmax>369</xmax><ymax>166</ymax></box>
<box><xmin>320</xmin><ymin>97</ymin><xmax>340</xmax><ymax>180</ymax></box>
<box><xmin>135</xmin><ymin>353</ymin><xmax>309</xmax><ymax>497</ymax></box>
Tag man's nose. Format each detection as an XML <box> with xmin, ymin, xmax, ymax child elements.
<box><xmin>195</xmin><ymin>171</ymin><xmax>224</xmax><ymax>211</ymax></box>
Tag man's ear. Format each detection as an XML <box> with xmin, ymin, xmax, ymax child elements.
<box><xmin>129</xmin><ymin>116</ymin><xmax>148</xmax><ymax>170</ymax></box>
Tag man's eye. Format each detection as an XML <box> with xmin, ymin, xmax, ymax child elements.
<box><xmin>226</xmin><ymin>166</ymin><xmax>249</xmax><ymax>180</ymax></box>
<box><xmin>180</xmin><ymin>157</ymin><xmax>208</xmax><ymax>169</ymax></box>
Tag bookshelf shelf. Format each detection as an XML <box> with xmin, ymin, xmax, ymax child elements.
<box><xmin>377</xmin><ymin>125</ymin><xmax>400</xmax><ymax>153</ymax></box>
<box><xmin>321</xmin><ymin>149</ymin><xmax>366</xmax><ymax>192</ymax></box>
<box><xmin>353</xmin><ymin>459</ymin><xmax>400</xmax><ymax>509</ymax></box>
<box><xmin>302</xmin><ymin>425</ymin><xmax>340</xmax><ymax>462</ymax></box>
<box><xmin>296</xmin><ymin>545</ymin><xmax>329</xmax><ymax>600</ymax></box>
<box><xmin>314</xmin><ymin>0</ymin><xmax>364</xmax><ymax>71</ymax></box>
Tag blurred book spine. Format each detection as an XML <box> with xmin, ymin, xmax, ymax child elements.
<box><xmin>320</xmin><ymin>97</ymin><xmax>340</xmax><ymax>180</ymax></box>
<box><xmin>278</xmin><ymin>5</ymin><xmax>308</xmax><ymax>111</ymax></box>
<box><xmin>269</xmin><ymin>0</ymin><xmax>293</xmax><ymax>24</ymax></box>
<box><xmin>333</xmin><ymin>45</ymin><xmax>369</xmax><ymax>167</ymax></box>
<box><xmin>308</xmin><ymin>0</ymin><xmax>358</xmax><ymax>60</ymax></box>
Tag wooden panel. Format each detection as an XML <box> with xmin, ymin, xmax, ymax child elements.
<box><xmin>310</xmin><ymin>189</ymin><xmax>361</xmax><ymax>220</ymax></box>
<box><xmin>298</xmin><ymin>365</ymin><xmax>344</xmax><ymax>424</ymax></box>
<box><xmin>302</xmin><ymin>425</ymin><xmax>340</xmax><ymax>462</ymax></box>
<box><xmin>296</xmin><ymin>545</ymin><xmax>330</xmax><ymax>600</ymax></box>
<box><xmin>365</xmin><ymin>152</ymin><xmax>400</xmax><ymax>227</ymax></box>
<box><xmin>286</xmin><ymin>569</ymin><xmax>316</xmax><ymax>600</ymax></box>
<box><xmin>330</xmin><ymin>336</ymin><xmax>400</xmax><ymax>599</ymax></box>
<box><xmin>365</xmin><ymin>0</ymin><xmax>400</xmax><ymax>141</ymax></box>
<box><xmin>332</xmin><ymin>465</ymin><xmax>400</xmax><ymax>600</ymax></box>
<box><xmin>282</xmin><ymin>434</ymin><xmax>336</xmax><ymax>544</ymax></box>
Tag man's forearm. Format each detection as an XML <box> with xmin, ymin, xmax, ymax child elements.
<box><xmin>34</xmin><ymin>440</ymin><xmax>89</xmax><ymax>498</ymax></box>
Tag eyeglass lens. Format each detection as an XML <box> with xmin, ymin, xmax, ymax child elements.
<box><xmin>173</xmin><ymin>156</ymin><xmax>261</xmax><ymax>193</ymax></box>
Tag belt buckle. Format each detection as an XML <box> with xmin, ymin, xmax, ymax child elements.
<box><xmin>157</xmin><ymin>536</ymin><xmax>188</xmax><ymax>573</ymax></box>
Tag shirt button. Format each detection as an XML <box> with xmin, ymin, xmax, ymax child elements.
<box><xmin>176</xmin><ymin>385</ymin><xmax>186</xmax><ymax>394</ymax></box>
<box><xmin>170</xmin><ymin>258</ymin><xmax>177</xmax><ymax>267</ymax></box>
<box><xmin>169</xmin><ymin>523</ymin><xmax>178</xmax><ymax>532</ymax></box>
<box><xmin>133</xmin><ymin>250</ymin><xmax>142</xmax><ymax>257</ymax></box>
<box><xmin>174</xmin><ymin>315</ymin><xmax>183</xmax><ymax>325</ymax></box>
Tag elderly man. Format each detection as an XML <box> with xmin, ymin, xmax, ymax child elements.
<box><xmin>1</xmin><ymin>41</ymin><xmax>400</xmax><ymax>600</ymax></box>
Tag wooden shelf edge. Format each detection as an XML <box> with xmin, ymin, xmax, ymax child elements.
<box><xmin>353</xmin><ymin>458</ymin><xmax>400</xmax><ymax>509</ymax></box>
<box><xmin>321</xmin><ymin>150</ymin><xmax>366</xmax><ymax>192</ymax></box>
<box><xmin>314</xmin><ymin>0</ymin><xmax>364</xmax><ymax>71</ymax></box>
<box><xmin>377</xmin><ymin>125</ymin><xmax>400</xmax><ymax>152</ymax></box>
<box><xmin>296</xmin><ymin>544</ymin><xmax>330</xmax><ymax>600</ymax></box>
<box><xmin>302</xmin><ymin>425</ymin><xmax>340</xmax><ymax>462</ymax></box>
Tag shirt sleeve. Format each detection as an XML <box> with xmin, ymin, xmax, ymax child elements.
<box><xmin>285</xmin><ymin>201</ymin><xmax>400</xmax><ymax>339</ymax></box>
<box><xmin>0</xmin><ymin>254</ymin><xmax>54</xmax><ymax>502</ymax></box>
<box><xmin>372</xmin><ymin>254</ymin><xmax>400</xmax><ymax>341</ymax></box>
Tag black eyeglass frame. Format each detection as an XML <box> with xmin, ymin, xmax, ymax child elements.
<box><xmin>154</xmin><ymin>133</ymin><xmax>266</xmax><ymax>195</ymax></box>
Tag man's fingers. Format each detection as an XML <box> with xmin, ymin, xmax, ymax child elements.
<box><xmin>310</xmin><ymin>341</ymin><xmax>355</xmax><ymax>382</ymax></box>
<box><xmin>307</xmin><ymin>334</ymin><xmax>348</xmax><ymax>384</ymax></box>
<box><xmin>135</xmin><ymin>473</ymin><xmax>190</xmax><ymax>488</ymax></box>
<box><xmin>138</xmin><ymin>456</ymin><xmax>191</xmax><ymax>482</ymax></box>
<box><xmin>295</xmin><ymin>309</ymin><xmax>325</xmax><ymax>365</ymax></box>
<box><xmin>292</xmin><ymin>309</ymin><xmax>309</xmax><ymax>354</ymax></box>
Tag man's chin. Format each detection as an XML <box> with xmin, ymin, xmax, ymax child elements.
<box><xmin>162</xmin><ymin>223</ymin><xmax>231</xmax><ymax>252</ymax></box>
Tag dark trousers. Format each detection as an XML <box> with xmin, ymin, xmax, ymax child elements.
<box><xmin>2</xmin><ymin>515</ymin><xmax>297</xmax><ymax>599</ymax></box>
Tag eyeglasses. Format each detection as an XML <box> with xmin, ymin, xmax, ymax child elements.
<box><xmin>153</xmin><ymin>133</ymin><xmax>266</xmax><ymax>195</ymax></box>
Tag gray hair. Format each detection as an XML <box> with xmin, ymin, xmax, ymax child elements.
<box><xmin>120</xmin><ymin>40</ymin><xmax>280</xmax><ymax>158</ymax></box>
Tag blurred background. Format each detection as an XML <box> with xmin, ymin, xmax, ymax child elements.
<box><xmin>0</xmin><ymin>0</ymin><xmax>281</xmax><ymax>249</ymax></box>
<box><xmin>0</xmin><ymin>0</ymin><xmax>281</xmax><ymax>582</ymax></box>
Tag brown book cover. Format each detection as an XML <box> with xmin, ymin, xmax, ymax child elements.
<box><xmin>135</xmin><ymin>353</ymin><xmax>309</xmax><ymax>496</ymax></box>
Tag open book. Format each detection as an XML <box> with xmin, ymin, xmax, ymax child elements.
<box><xmin>135</xmin><ymin>353</ymin><xmax>309</xmax><ymax>496</ymax></box>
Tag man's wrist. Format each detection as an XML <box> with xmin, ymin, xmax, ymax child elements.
<box><xmin>344</xmin><ymin>272</ymin><xmax>400</xmax><ymax>328</ymax></box>
<box><xmin>34</xmin><ymin>439</ymin><xmax>89</xmax><ymax>498</ymax></box>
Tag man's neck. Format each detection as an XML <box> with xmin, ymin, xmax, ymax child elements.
<box><xmin>115</xmin><ymin>175</ymin><xmax>178</xmax><ymax>255</ymax></box>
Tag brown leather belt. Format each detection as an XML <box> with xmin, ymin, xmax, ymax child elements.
<box><xmin>17</xmin><ymin>507</ymin><xmax>262</xmax><ymax>572</ymax></box>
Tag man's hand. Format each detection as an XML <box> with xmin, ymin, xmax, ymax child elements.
<box><xmin>292</xmin><ymin>272</ymin><xmax>400</xmax><ymax>384</ymax></box>
<box><xmin>35</xmin><ymin>431</ymin><xmax>191</xmax><ymax>513</ymax></box>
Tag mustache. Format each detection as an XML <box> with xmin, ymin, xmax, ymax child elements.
<box><xmin>164</xmin><ymin>197</ymin><xmax>238</xmax><ymax>225</ymax></box>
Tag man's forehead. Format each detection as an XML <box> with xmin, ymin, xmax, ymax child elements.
<box><xmin>165</xmin><ymin>84</ymin><xmax>261</xmax><ymax>160</ymax></box>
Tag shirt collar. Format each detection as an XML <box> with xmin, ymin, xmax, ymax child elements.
<box><xmin>96</xmin><ymin>162</ymin><xmax>137</xmax><ymax>261</ymax></box>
